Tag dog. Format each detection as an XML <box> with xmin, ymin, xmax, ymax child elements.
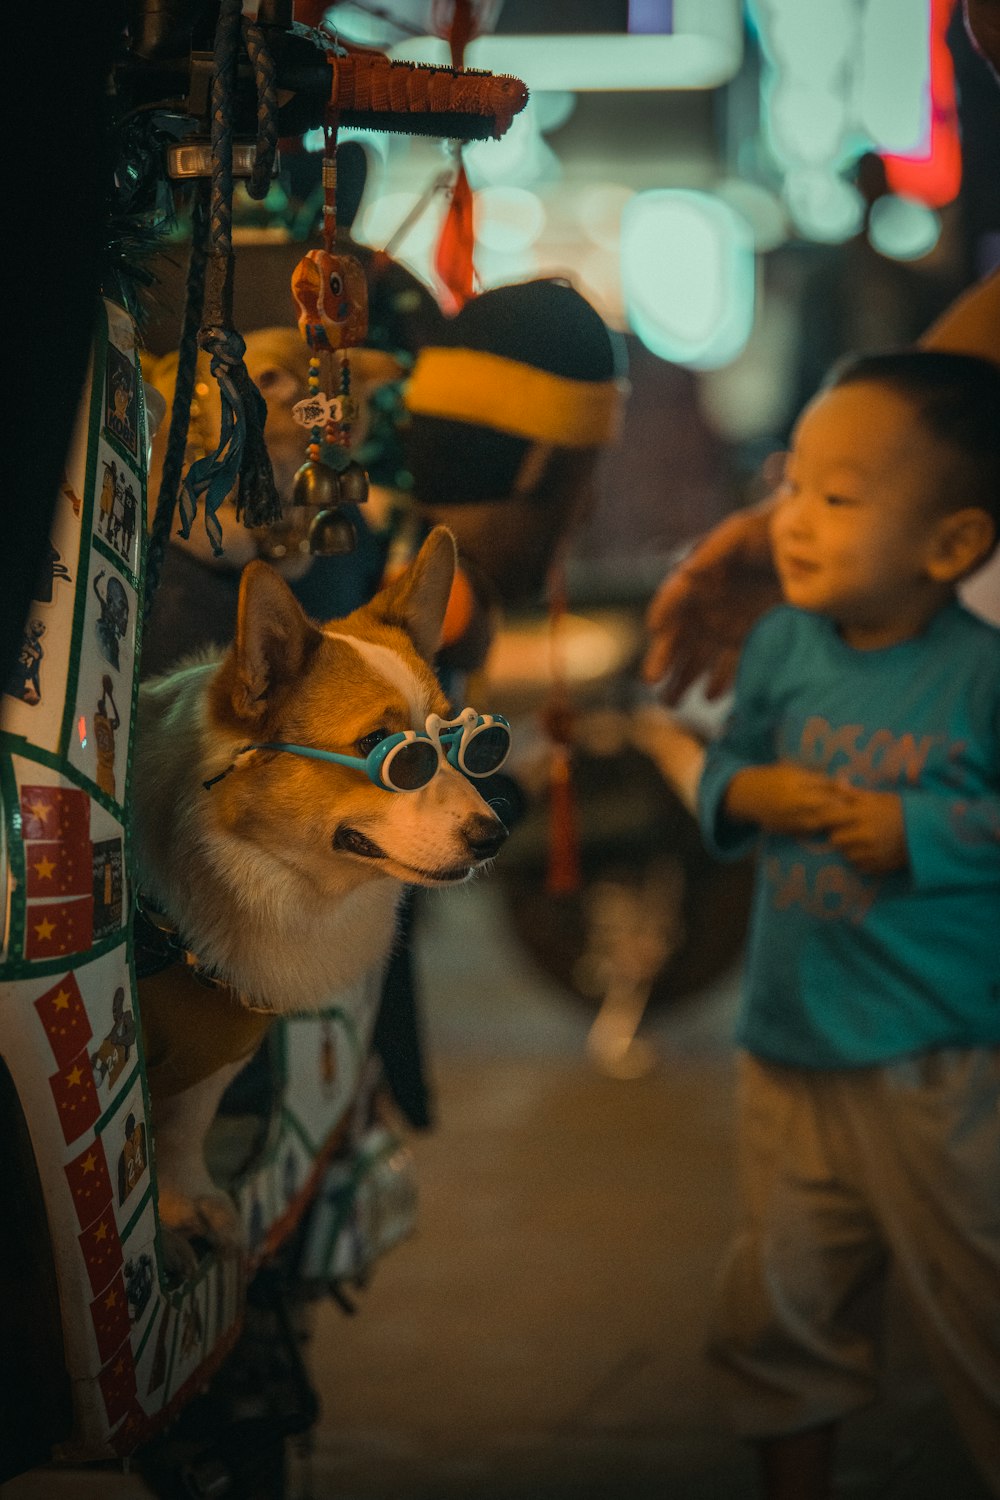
<box><xmin>133</xmin><ymin>526</ymin><xmax>508</xmax><ymax>1245</ymax></box>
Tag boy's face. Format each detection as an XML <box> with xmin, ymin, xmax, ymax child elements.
<box><xmin>770</xmin><ymin>381</ymin><xmax>957</xmax><ymax>646</ymax></box>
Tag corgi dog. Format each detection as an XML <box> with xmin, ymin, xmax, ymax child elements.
<box><xmin>133</xmin><ymin>527</ymin><xmax>508</xmax><ymax>1245</ymax></box>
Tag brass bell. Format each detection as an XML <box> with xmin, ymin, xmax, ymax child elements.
<box><xmin>292</xmin><ymin>459</ymin><xmax>341</xmax><ymax>510</ymax></box>
<box><xmin>337</xmin><ymin>461</ymin><xmax>370</xmax><ymax>507</ymax></box>
<box><xmin>309</xmin><ymin>507</ymin><xmax>357</xmax><ymax>555</ymax></box>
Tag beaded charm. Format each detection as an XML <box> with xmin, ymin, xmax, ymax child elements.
<box><xmin>288</xmin><ymin>55</ymin><xmax>371</xmax><ymax>554</ymax></box>
<box><xmin>291</xmin><ymin>249</ymin><xmax>368</xmax><ymax>352</ymax></box>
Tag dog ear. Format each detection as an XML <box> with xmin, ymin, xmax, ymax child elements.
<box><xmin>230</xmin><ymin>561</ymin><xmax>321</xmax><ymax>723</ymax></box>
<box><xmin>375</xmin><ymin>526</ymin><xmax>458</xmax><ymax>661</ymax></box>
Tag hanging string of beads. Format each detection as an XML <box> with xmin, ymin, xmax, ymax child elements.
<box><xmin>289</xmin><ymin>54</ymin><xmax>371</xmax><ymax>555</ymax></box>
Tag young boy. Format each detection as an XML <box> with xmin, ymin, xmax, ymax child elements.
<box><xmin>636</xmin><ymin>348</ymin><xmax>1000</xmax><ymax>1499</ymax></box>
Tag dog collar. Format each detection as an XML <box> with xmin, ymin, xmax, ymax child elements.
<box><xmin>133</xmin><ymin>897</ymin><xmax>229</xmax><ymax>993</ymax></box>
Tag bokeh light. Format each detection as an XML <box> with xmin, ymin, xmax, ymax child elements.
<box><xmin>621</xmin><ymin>190</ymin><xmax>755</xmax><ymax>369</ymax></box>
<box><xmin>867</xmin><ymin>193</ymin><xmax>942</xmax><ymax>260</ymax></box>
<box><xmin>784</xmin><ymin>168</ymin><xmax>865</xmax><ymax>243</ymax></box>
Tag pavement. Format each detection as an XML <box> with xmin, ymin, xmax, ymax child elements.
<box><xmin>3</xmin><ymin>877</ymin><xmax>992</xmax><ymax>1500</ymax></box>
<box><xmin>291</xmin><ymin>879</ymin><xmax>992</xmax><ymax>1500</ymax></box>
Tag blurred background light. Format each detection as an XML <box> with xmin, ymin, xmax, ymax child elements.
<box><xmin>750</xmin><ymin>0</ymin><xmax>959</xmax><ymax>246</ymax></box>
<box><xmin>391</xmin><ymin>33</ymin><xmax>741</xmax><ymax>90</ymax></box>
<box><xmin>318</xmin><ymin>0</ymin><xmax>400</xmax><ymax>47</ymax></box>
<box><xmin>766</xmin><ymin>79</ymin><xmax>850</xmax><ymax>168</ymax></box>
<box><xmin>621</xmin><ymin>190</ymin><xmax>754</xmax><ymax>368</ymax></box>
<box><xmin>532</xmin><ymin>91</ymin><xmax>577</xmax><ymax>135</ymax></box>
<box><xmin>474</xmin><ymin>186</ymin><xmax>546</xmax><ymax>254</ymax></box>
<box><xmin>575</xmin><ymin>244</ymin><xmax>626</xmax><ymax>329</ymax></box>
<box><xmin>857</xmin><ymin>0</ymin><xmax>932</xmax><ymax>152</ymax></box>
<box><xmin>699</xmin><ymin>291</ymin><xmax>799</xmax><ymax>440</ymax></box>
<box><xmin>474</xmin><ymin>243</ymin><xmax>542</xmax><ymax>290</ymax></box>
<box><xmin>355</xmin><ymin>188</ymin><xmax>443</xmax><ymax>280</ymax></box>
<box><xmin>714</xmin><ymin>178</ymin><xmax>788</xmax><ymax>251</ymax></box>
<box><xmin>878</xmin><ymin>0</ymin><xmax>962</xmax><ymax>207</ymax></box>
<box><xmin>867</xmin><ymin>192</ymin><xmax>942</xmax><ymax>258</ymax></box>
<box><xmin>783</xmin><ymin>167</ymin><xmax>865</xmax><ymax>243</ymax></box>
<box><xmin>464</xmin><ymin>98</ymin><xmax>561</xmax><ymax>189</ymax></box>
<box><xmin>750</xmin><ymin>0</ymin><xmax>856</xmax><ymax>72</ymax></box>
<box><xmin>575</xmin><ymin>184</ymin><xmax>636</xmax><ymax>253</ymax></box>
<box><xmin>389</xmin><ymin>0</ymin><xmax>744</xmax><ymax>90</ymax></box>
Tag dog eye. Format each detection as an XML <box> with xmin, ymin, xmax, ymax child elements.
<box><xmin>357</xmin><ymin>729</ymin><xmax>390</xmax><ymax>756</ymax></box>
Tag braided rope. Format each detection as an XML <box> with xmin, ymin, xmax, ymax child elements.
<box><xmin>176</xmin><ymin>0</ymin><xmax>280</xmax><ymax>551</ymax></box>
<box><xmin>208</xmin><ymin>0</ymin><xmax>240</xmax><ymax>268</ymax></box>
<box><xmin>243</xmin><ymin>20</ymin><xmax>279</xmax><ymax>201</ymax></box>
<box><xmin>143</xmin><ymin>181</ymin><xmax>210</xmax><ymax>621</ymax></box>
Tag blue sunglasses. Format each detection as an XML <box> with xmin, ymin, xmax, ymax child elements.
<box><xmin>205</xmin><ymin>708</ymin><xmax>511</xmax><ymax>793</ymax></box>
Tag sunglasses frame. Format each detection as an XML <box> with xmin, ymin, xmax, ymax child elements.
<box><xmin>207</xmin><ymin>708</ymin><xmax>511</xmax><ymax>793</ymax></box>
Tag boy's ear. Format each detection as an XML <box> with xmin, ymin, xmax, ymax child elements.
<box><xmin>927</xmin><ymin>507</ymin><xmax>997</xmax><ymax>583</ymax></box>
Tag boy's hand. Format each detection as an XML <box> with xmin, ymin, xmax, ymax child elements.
<box><xmin>641</xmin><ymin>502</ymin><xmax>781</xmax><ymax>703</ymax></box>
<box><xmin>724</xmin><ymin>763</ymin><xmax>850</xmax><ymax>837</ymax></box>
<box><xmin>825</xmin><ymin>787</ymin><xmax>909</xmax><ymax>874</ymax></box>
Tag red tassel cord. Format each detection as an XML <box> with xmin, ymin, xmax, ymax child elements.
<box><xmin>435</xmin><ymin>159</ymin><xmax>476</xmax><ymax>315</ymax></box>
<box><xmin>433</xmin><ymin>0</ymin><xmax>479</xmax><ymax>313</ymax></box>
<box><xmin>544</xmin><ymin>561</ymin><xmax>582</xmax><ymax>896</ymax></box>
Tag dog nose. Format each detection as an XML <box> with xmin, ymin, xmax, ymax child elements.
<box><xmin>465</xmin><ymin>815</ymin><xmax>509</xmax><ymax>863</ymax></box>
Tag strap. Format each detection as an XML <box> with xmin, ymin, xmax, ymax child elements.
<box><xmin>132</xmin><ymin>899</ymin><xmax>186</xmax><ymax>980</ymax></box>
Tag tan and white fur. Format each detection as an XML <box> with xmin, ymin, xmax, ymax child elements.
<box><xmin>134</xmin><ymin>527</ymin><xmax>507</xmax><ymax>1244</ymax></box>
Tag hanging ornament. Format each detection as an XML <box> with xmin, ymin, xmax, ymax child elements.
<box><xmin>435</xmin><ymin>149</ymin><xmax>476</xmax><ymax>315</ymax></box>
<box><xmin>432</xmin><ymin>0</ymin><xmax>480</xmax><ymax>314</ymax></box>
<box><xmin>289</xmin><ymin>57</ymin><xmax>371</xmax><ymax>555</ymax></box>
<box><xmin>291</xmin><ymin>250</ymin><xmax>369</xmax><ymax>352</ymax></box>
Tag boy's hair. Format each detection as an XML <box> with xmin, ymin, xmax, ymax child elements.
<box><xmin>822</xmin><ymin>348</ymin><xmax>1000</xmax><ymax>530</ymax></box>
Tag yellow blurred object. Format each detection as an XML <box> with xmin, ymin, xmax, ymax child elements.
<box><xmin>440</xmin><ymin>566</ymin><xmax>477</xmax><ymax>648</ymax></box>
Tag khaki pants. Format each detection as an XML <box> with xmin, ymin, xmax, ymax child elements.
<box><xmin>711</xmin><ymin>1049</ymin><xmax>1000</xmax><ymax>1493</ymax></box>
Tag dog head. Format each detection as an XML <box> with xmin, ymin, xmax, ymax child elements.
<box><xmin>203</xmin><ymin>527</ymin><xmax>509</xmax><ymax>890</ymax></box>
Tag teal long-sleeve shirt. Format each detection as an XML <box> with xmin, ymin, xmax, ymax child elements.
<box><xmin>698</xmin><ymin>601</ymin><xmax>1000</xmax><ymax>1068</ymax></box>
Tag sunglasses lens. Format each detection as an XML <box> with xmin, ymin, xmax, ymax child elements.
<box><xmin>385</xmin><ymin>738</ymin><xmax>439</xmax><ymax>790</ymax></box>
<box><xmin>461</xmin><ymin>723</ymin><xmax>510</xmax><ymax>776</ymax></box>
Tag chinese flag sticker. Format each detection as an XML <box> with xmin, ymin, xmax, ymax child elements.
<box><xmin>90</xmin><ymin>1273</ymin><xmax>132</xmax><ymax>1364</ymax></box>
<box><xmin>20</xmin><ymin>785</ymin><xmax>91</xmax><ymax>843</ymax></box>
<box><xmin>98</xmin><ymin>1340</ymin><xmax>138</xmax><ymax>1426</ymax></box>
<box><xmin>110</xmin><ymin>1403</ymin><xmax>148</xmax><ymax>1456</ymax></box>
<box><xmin>26</xmin><ymin>839</ymin><xmax>94</xmax><ymax>897</ymax></box>
<box><xmin>48</xmin><ymin>1047</ymin><xmax>100</xmax><ymax>1145</ymax></box>
<box><xmin>64</xmin><ymin>1135</ymin><xmax>114</xmax><ymax>1230</ymax></box>
<box><xmin>33</xmin><ymin>972</ymin><xmax>93</xmax><ymax>1068</ymax></box>
<box><xmin>78</xmin><ymin>1208</ymin><xmax>124</xmax><ymax>1297</ymax></box>
<box><xmin>25</xmin><ymin>896</ymin><xmax>94</xmax><ymax>959</ymax></box>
